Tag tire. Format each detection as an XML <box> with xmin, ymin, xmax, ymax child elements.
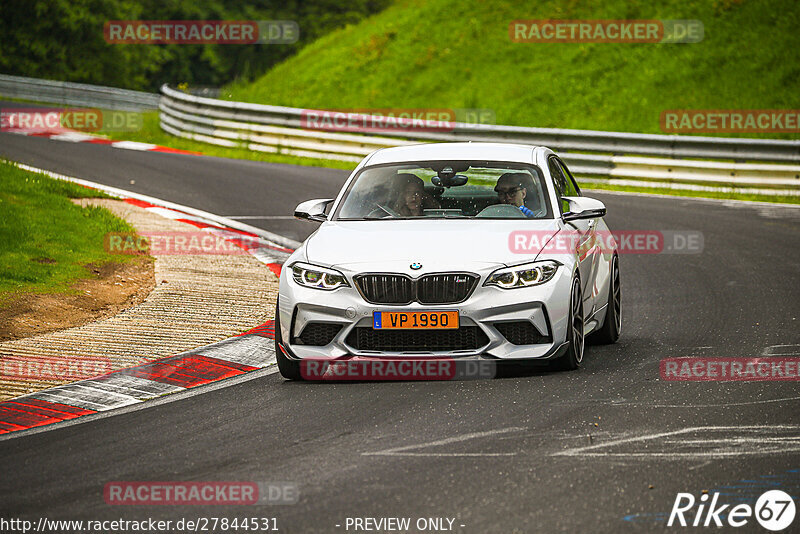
<box><xmin>550</xmin><ymin>275</ymin><xmax>585</xmax><ymax>371</ymax></box>
<box><xmin>589</xmin><ymin>255</ymin><xmax>621</xmax><ymax>345</ymax></box>
<box><xmin>274</xmin><ymin>300</ymin><xmax>303</xmax><ymax>381</ymax></box>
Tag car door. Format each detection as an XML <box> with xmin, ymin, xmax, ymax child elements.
<box><xmin>548</xmin><ymin>156</ymin><xmax>597</xmax><ymax>312</ymax></box>
<box><xmin>558</xmin><ymin>157</ymin><xmax>614</xmax><ymax>322</ymax></box>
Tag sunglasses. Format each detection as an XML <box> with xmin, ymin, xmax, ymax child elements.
<box><xmin>494</xmin><ymin>186</ymin><xmax>523</xmax><ymax>197</ymax></box>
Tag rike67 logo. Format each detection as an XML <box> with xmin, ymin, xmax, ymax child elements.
<box><xmin>668</xmin><ymin>490</ymin><xmax>795</xmax><ymax>531</ymax></box>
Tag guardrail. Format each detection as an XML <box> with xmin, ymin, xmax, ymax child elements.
<box><xmin>0</xmin><ymin>74</ymin><xmax>159</xmax><ymax>111</ymax></box>
<box><xmin>159</xmin><ymin>85</ymin><xmax>800</xmax><ymax>193</ymax></box>
<box><xmin>3</xmin><ymin>75</ymin><xmax>797</xmax><ymax>193</ymax></box>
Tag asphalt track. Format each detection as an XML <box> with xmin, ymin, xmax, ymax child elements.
<box><xmin>1</xmin><ymin>132</ymin><xmax>800</xmax><ymax>532</ymax></box>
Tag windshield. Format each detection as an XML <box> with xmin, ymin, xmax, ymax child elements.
<box><xmin>333</xmin><ymin>160</ymin><xmax>552</xmax><ymax>220</ymax></box>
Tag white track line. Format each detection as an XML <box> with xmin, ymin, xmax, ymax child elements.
<box><xmin>553</xmin><ymin>425</ymin><xmax>800</xmax><ymax>459</ymax></box>
<box><xmin>0</xmin><ymin>366</ymin><xmax>279</xmax><ymax>442</ymax></box>
<box><xmin>363</xmin><ymin>427</ymin><xmax>525</xmax><ymax>457</ymax></box>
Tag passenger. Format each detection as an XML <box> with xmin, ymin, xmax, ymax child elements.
<box><xmin>495</xmin><ymin>172</ymin><xmax>536</xmax><ymax>218</ymax></box>
<box><xmin>393</xmin><ymin>174</ymin><xmax>439</xmax><ymax>216</ymax></box>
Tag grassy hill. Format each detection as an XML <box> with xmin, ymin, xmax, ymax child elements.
<box><xmin>227</xmin><ymin>0</ymin><xmax>800</xmax><ymax>138</ymax></box>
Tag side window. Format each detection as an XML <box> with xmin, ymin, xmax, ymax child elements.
<box><xmin>547</xmin><ymin>157</ymin><xmax>570</xmax><ymax>213</ymax></box>
<box><xmin>556</xmin><ymin>158</ymin><xmax>581</xmax><ymax>197</ymax></box>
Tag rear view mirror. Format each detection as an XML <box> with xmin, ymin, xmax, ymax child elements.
<box><xmin>432</xmin><ymin>173</ymin><xmax>468</xmax><ymax>188</ymax></box>
<box><xmin>562</xmin><ymin>196</ymin><xmax>606</xmax><ymax>221</ymax></box>
<box><xmin>294</xmin><ymin>199</ymin><xmax>333</xmax><ymax>223</ymax></box>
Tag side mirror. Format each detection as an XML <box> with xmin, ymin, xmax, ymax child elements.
<box><xmin>294</xmin><ymin>198</ymin><xmax>333</xmax><ymax>223</ymax></box>
<box><xmin>562</xmin><ymin>196</ymin><xmax>606</xmax><ymax>221</ymax></box>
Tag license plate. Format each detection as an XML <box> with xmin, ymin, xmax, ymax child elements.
<box><xmin>373</xmin><ymin>311</ymin><xmax>459</xmax><ymax>330</ymax></box>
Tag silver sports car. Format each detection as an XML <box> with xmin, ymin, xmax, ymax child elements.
<box><xmin>275</xmin><ymin>142</ymin><xmax>620</xmax><ymax>379</ymax></box>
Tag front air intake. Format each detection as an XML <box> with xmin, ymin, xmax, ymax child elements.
<box><xmin>346</xmin><ymin>326</ymin><xmax>488</xmax><ymax>352</ymax></box>
<box><xmin>294</xmin><ymin>323</ymin><xmax>343</xmax><ymax>346</ymax></box>
<box><xmin>493</xmin><ymin>321</ymin><xmax>551</xmax><ymax>345</ymax></box>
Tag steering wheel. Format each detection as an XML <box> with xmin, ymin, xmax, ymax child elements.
<box><xmin>475</xmin><ymin>204</ymin><xmax>527</xmax><ymax>218</ymax></box>
<box><xmin>366</xmin><ymin>203</ymin><xmax>401</xmax><ymax>219</ymax></box>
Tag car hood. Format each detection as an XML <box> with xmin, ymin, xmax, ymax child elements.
<box><xmin>305</xmin><ymin>219</ymin><xmax>563</xmax><ymax>274</ymax></box>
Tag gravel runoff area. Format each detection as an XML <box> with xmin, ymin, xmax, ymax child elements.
<box><xmin>0</xmin><ymin>199</ymin><xmax>279</xmax><ymax>401</ymax></box>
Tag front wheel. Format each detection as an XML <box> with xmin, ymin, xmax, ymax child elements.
<box><xmin>589</xmin><ymin>255</ymin><xmax>621</xmax><ymax>344</ymax></box>
<box><xmin>274</xmin><ymin>300</ymin><xmax>303</xmax><ymax>380</ymax></box>
<box><xmin>550</xmin><ymin>276</ymin><xmax>584</xmax><ymax>371</ymax></box>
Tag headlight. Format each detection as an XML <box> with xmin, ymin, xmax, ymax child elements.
<box><xmin>291</xmin><ymin>262</ymin><xmax>349</xmax><ymax>290</ymax></box>
<box><xmin>484</xmin><ymin>260</ymin><xmax>560</xmax><ymax>289</ymax></box>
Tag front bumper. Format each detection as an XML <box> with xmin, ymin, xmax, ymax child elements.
<box><xmin>277</xmin><ymin>265</ymin><xmax>573</xmax><ymax>361</ymax></box>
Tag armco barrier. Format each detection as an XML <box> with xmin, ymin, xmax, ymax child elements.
<box><xmin>1</xmin><ymin>75</ymin><xmax>798</xmax><ymax>191</ymax></box>
<box><xmin>158</xmin><ymin>84</ymin><xmax>800</xmax><ymax>192</ymax></box>
<box><xmin>0</xmin><ymin>74</ymin><xmax>159</xmax><ymax>111</ymax></box>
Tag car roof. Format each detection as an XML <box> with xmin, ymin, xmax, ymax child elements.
<box><xmin>363</xmin><ymin>142</ymin><xmax>543</xmax><ymax>166</ymax></box>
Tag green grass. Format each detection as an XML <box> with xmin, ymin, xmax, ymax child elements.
<box><xmin>99</xmin><ymin>0</ymin><xmax>800</xmax><ymax>204</ymax></box>
<box><xmin>0</xmin><ymin>161</ymin><xmax>140</xmax><ymax>304</ymax></box>
<box><xmin>227</xmin><ymin>0</ymin><xmax>800</xmax><ymax>140</ymax></box>
<box><xmin>99</xmin><ymin>0</ymin><xmax>800</xmax><ymax>206</ymax></box>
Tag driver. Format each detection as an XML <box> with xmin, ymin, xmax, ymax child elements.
<box><xmin>393</xmin><ymin>174</ymin><xmax>440</xmax><ymax>216</ymax></box>
<box><xmin>495</xmin><ymin>172</ymin><xmax>535</xmax><ymax>218</ymax></box>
